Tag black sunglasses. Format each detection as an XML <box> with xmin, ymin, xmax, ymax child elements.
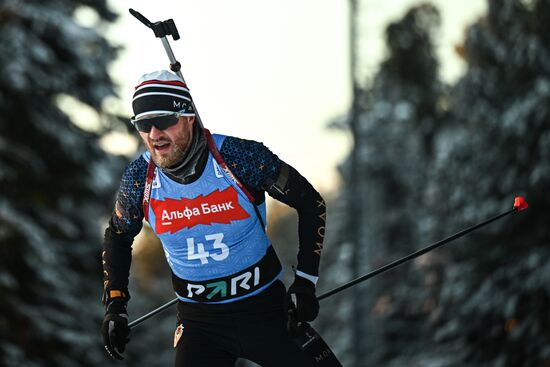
<box><xmin>131</xmin><ymin>113</ymin><xmax>182</xmax><ymax>133</ymax></box>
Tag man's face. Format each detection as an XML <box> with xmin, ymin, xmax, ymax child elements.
<box><xmin>139</xmin><ymin>116</ymin><xmax>195</xmax><ymax>168</ymax></box>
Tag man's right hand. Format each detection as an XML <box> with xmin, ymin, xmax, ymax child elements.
<box><xmin>101</xmin><ymin>300</ymin><xmax>130</xmax><ymax>360</ymax></box>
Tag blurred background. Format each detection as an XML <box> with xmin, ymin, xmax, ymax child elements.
<box><xmin>1</xmin><ymin>0</ymin><xmax>549</xmax><ymax>366</ymax></box>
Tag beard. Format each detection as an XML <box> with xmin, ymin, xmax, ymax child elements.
<box><xmin>148</xmin><ymin>133</ymin><xmax>191</xmax><ymax>168</ymax></box>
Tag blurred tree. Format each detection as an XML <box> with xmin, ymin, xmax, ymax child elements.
<box><xmin>347</xmin><ymin>4</ymin><xmax>444</xmax><ymax>366</ymax></box>
<box><xmin>314</xmin><ymin>3</ymin><xmax>445</xmax><ymax>366</ymax></box>
<box><xmin>328</xmin><ymin>0</ymin><xmax>550</xmax><ymax>366</ymax></box>
<box><xmin>0</xmin><ymin>1</ymin><xmax>122</xmax><ymax>366</ymax></box>
<box><xmin>424</xmin><ymin>0</ymin><xmax>550</xmax><ymax>365</ymax></box>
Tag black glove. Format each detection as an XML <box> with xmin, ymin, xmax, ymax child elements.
<box><xmin>101</xmin><ymin>300</ymin><xmax>130</xmax><ymax>360</ymax></box>
<box><xmin>287</xmin><ymin>276</ymin><xmax>319</xmax><ymax>322</ymax></box>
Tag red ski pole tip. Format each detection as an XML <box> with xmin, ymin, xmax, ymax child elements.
<box><xmin>513</xmin><ymin>196</ymin><xmax>528</xmax><ymax>211</ymax></box>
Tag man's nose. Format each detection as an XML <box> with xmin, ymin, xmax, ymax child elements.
<box><xmin>149</xmin><ymin>125</ymin><xmax>163</xmax><ymax>139</ymax></box>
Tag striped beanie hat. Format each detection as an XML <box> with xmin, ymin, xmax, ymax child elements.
<box><xmin>132</xmin><ymin>70</ymin><xmax>195</xmax><ymax>120</ymax></box>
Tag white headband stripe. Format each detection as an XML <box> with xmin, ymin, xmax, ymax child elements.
<box><xmin>132</xmin><ymin>92</ymin><xmax>192</xmax><ymax>102</ymax></box>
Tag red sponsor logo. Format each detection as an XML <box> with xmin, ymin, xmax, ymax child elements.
<box><xmin>151</xmin><ymin>187</ymin><xmax>250</xmax><ymax>234</ymax></box>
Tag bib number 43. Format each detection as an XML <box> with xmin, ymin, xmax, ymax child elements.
<box><xmin>187</xmin><ymin>233</ymin><xmax>228</xmax><ymax>264</ymax></box>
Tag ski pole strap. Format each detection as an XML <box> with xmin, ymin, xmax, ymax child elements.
<box><xmin>143</xmin><ymin>159</ymin><xmax>157</xmax><ymax>222</ymax></box>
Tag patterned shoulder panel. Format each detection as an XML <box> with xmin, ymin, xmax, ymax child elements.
<box><xmin>219</xmin><ymin>136</ymin><xmax>282</xmax><ymax>190</ymax></box>
<box><xmin>111</xmin><ymin>155</ymin><xmax>148</xmax><ymax>236</ymax></box>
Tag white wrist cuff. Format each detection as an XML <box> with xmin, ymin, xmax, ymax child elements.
<box><xmin>296</xmin><ymin>270</ymin><xmax>319</xmax><ymax>285</ymax></box>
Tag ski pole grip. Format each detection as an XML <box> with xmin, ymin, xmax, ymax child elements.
<box><xmin>129</xmin><ymin>8</ymin><xmax>153</xmax><ymax>28</ymax></box>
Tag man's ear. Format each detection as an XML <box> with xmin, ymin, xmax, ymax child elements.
<box><xmin>189</xmin><ymin>116</ymin><xmax>196</xmax><ymax>125</ymax></box>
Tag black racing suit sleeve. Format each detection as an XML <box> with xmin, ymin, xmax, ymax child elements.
<box><xmin>264</xmin><ymin>163</ymin><xmax>326</xmax><ymax>277</ymax></box>
<box><xmin>102</xmin><ymin>156</ymin><xmax>147</xmax><ymax>306</ymax></box>
<box><xmin>220</xmin><ymin>137</ymin><xmax>326</xmax><ymax>277</ymax></box>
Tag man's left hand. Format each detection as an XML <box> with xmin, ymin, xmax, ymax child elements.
<box><xmin>287</xmin><ymin>276</ymin><xmax>319</xmax><ymax>322</ymax></box>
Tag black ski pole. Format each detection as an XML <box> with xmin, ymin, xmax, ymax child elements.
<box><xmin>317</xmin><ymin>196</ymin><xmax>528</xmax><ymax>301</ymax></box>
<box><xmin>128</xmin><ymin>196</ymin><xmax>528</xmax><ymax>329</ymax></box>
<box><xmin>129</xmin><ymin>298</ymin><xmax>178</xmax><ymax>328</ymax></box>
<box><xmin>128</xmin><ymin>8</ymin><xmax>204</xmax><ymax>129</ymax></box>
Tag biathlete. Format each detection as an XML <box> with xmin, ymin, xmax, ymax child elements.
<box><xmin>101</xmin><ymin>70</ymin><xmax>329</xmax><ymax>366</ymax></box>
